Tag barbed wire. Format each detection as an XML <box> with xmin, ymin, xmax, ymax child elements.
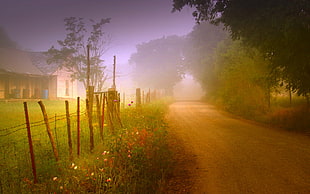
<box><xmin>0</xmin><ymin>123</ymin><xmax>26</xmax><ymax>132</ymax></box>
<box><xmin>0</xmin><ymin>110</ymin><xmax>88</xmax><ymax>137</ymax></box>
<box><xmin>0</xmin><ymin>126</ymin><xmax>25</xmax><ymax>137</ymax></box>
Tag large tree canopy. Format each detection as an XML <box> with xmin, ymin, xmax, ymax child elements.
<box><xmin>130</xmin><ymin>35</ymin><xmax>185</xmax><ymax>95</ymax></box>
<box><xmin>173</xmin><ymin>0</ymin><xmax>310</xmax><ymax>96</ymax></box>
<box><xmin>183</xmin><ymin>22</ymin><xmax>227</xmax><ymax>90</ymax></box>
<box><xmin>47</xmin><ymin>17</ymin><xmax>111</xmax><ymax>92</ymax></box>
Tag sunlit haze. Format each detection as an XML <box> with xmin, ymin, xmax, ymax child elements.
<box><xmin>0</xmin><ymin>0</ymin><xmax>196</xmax><ymax>95</ymax></box>
<box><xmin>173</xmin><ymin>74</ymin><xmax>204</xmax><ymax>101</ymax></box>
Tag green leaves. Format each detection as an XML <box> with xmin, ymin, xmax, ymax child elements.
<box><xmin>47</xmin><ymin>17</ymin><xmax>110</xmax><ymax>91</ymax></box>
<box><xmin>212</xmin><ymin>40</ymin><xmax>271</xmax><ymax>116</ymax></box>
<box><xmin>173</xmin><ymin>0</ymin><xmax>310</xmax><ymax>97</ymax></box>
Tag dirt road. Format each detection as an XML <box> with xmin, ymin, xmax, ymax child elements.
<box><xmin>166</xmin><ymin>101</ymin><xmax>310</xmax><ymax>194</ymax></box>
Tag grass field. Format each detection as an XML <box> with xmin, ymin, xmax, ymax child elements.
<box><xmin>0</xmin><ymin>99</ymin><xmax>172</xmax><ymax>193</ymax></box>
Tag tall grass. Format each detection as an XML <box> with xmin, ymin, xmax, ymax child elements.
<box><xmin>263</xmin><ymin>96</ymin><xmax>310</xmax><ymax>132</ymax></box>
<box><xmin>0</xmin><ymin>100</ymin><xmax>87</xmax><ymax>193</ymax></box>
<box><xmin>0</xmin><ymin>99</ymin><xmax>171</xmax><ymax>193</ymax></box>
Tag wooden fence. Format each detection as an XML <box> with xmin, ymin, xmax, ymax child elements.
<box><xmin>0</xmin><ymin>87</ymin><xmax>162</xmax><ymax>186</ymax></box>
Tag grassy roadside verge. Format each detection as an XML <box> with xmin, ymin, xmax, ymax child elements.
<box><xmin>210</xmin><ymin>96</ymin><xmax>310</xmax><ymax>134</ymax></box>
<box><xmin>248</xmin><ymin>96</ymin><xmax>310</xmax><ymax>134</ymax></box>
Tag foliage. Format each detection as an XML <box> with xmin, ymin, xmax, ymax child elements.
<box><xmin>46</xmin><ymin>17</ymin><xmax>111</xmax><ymax>91</ymax></box>
<box><xmin>183</xmin><ymin>22</ymin><xmax>227</xmax><ymax>91</ymax></box>
<box><xmin>206</xmin><ymin>40</ymin><xmax>272</xmax><ymax>117</ymax></box>
<box><xmin>130</xmin><ymin>35</ymin><xmax>186</xmax><ymax>95</ymax></box>
<box><xmin>173</xmin><ymin>0</ymin><xmax>310</xmax><ymax>97</ymax></box>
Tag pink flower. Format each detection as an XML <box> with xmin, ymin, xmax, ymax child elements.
<box><xmin>128</xmin><ymin>103</ymin><xmax>131</xmax><ymax>106</ymax></box>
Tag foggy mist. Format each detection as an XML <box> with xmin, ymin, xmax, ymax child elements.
<box><xmin>1</xmin><ymin>0</ymin><xmax>310</xmax><ymax>193</ymax></box>
<box><xmin>0</xmin><ymin>0</ymin><xmax>194</xmax><ymax>64</ymax></box>
<box><xmin>173</xmin><ymin>74</ymin><xmax>204</xmax><ymax>101</ymax></box>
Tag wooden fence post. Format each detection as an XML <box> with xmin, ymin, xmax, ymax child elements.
<box><xmin>122</xmin><ymin>92</ymin><xmax>125</xmax><ymax>109</ymax></box>
<box><xmin>87</xmin><ymin>86</ymin><xmax>94</xmax><ymax>115</ymax></box>
<box><xmin>38</xmin><ymin>101</ymin><xmax>59</xmax><ymax>162</ymax></box>
<box><xmin>87</xmin><ymin>86</ymin><xmax>95</xmax><ymax>152</ymax></box>
<box><xmin>96</xmin><ymin>95</ymin><xmax>103</xmax><ymax>141</ymax></box>
<box><xmin>101</xmin><ymin>93</ymin><xmax>106</xmax><ymax>137</ymax></box>
<box><xmin>136</xmin><ymin>88</ymin><xmax>141</xmax><ymax>107</ymax></box>
<box><xmin>117</xmin><ymin>92</ymin><xmax>120</xmax><ymax>114</ymax></box>
<box><xmin>107</xmin><ymin>88</ymin><xmax>116</xmax><ymax>133</ymax></box>
<box><xmin>23</xmin><ymin>102</ymin><xmax>37</xmax><ymax>184</ymax></box>
<box><xmin>142</xmin><ymin>90</ymin><xmax>145</xmax><ymax>104</ymax></box>
<box><xmin>54</xmin><ymin>114</ymin><xmax>59</xmax><ymax>150</ymax></box>
<box><xmin>86</xmin><ymin>99</ymin><xmax>94</xmax><ymax>152</ymax></box>
<box><xmin>77</xmin><ymin>97</ymin><xmax>80</xmax><ymax>156</ymax></box>
<box><xmin>65</xmin><ymin>101</ymin><xmax>73</xmax><ymax>160</ymax></box>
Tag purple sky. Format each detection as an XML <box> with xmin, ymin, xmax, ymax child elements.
<box><xmin>0</xmin><ymin>0</ymin><xmax>195</xmax><ymax>64</ymax></box>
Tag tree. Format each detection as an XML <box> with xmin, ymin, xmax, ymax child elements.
<box><xmin>130</xmin><ymin>35</ymin><xmax>186</xmax><ymax>95</ymax></box>
<box><xmin>183</xmin><ymin>22</ymin><xmax>227</xmax><ymax>92</ymax></box>
<box><xmin>209</xmin><ymin>40</ymin><xmax>273</xmax><ymax>116</ymax></box>
<box><xmin>0</xmin><ymin>27</ymin><xmax>16</xmax><ymax>48</ymax></box>
<box><xmin>46</xmin><ymin>17</ymin><xmax>111</xmax><ymax>92</ymax></box>
<box><xmin>173</xmin><ymin>0</ymin><xmax>310</xmax><ymax>97</ymax></box>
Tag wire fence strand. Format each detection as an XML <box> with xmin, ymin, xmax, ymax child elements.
<box><xmin>0</xmin><ymin>110</ymin><xmax>88</xmax><ymax>138</ymax></box>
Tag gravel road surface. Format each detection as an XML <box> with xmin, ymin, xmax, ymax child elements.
<box><xmin>166</xmin><ymin>101</ymin><xmax>310</xmax><ymax>194</ymax></box>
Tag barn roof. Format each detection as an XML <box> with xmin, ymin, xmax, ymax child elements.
<box><xmin>29</xmin><ymin>52</ymin><xmax>59</xmax><ymax>75</ymax></box>
<box><xmin>0</xmin><ymin>48</ymin><xmax>58</xmax><ymax>76</ymax></box>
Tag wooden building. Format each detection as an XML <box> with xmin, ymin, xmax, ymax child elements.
<box><xmin>0</xmin><ymin>48</ymin><xmax>80</xmax><ymax>100</ymax></box>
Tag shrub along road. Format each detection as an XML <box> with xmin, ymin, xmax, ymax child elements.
<box><xmin>166</xmin><ymin>101</ymin><xmax>310</xmax><ymax>193</ymax></box>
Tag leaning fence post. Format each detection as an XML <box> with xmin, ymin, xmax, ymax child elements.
<box><xmin>54</xmin><ymin>114</ymin><xmax>59</xmax><ymax>151</ymax></box>
<box><xmin>77</xmin><ymin>97</ymin><xmax>80</xmax><ymax>156</ymax></box>
<box><xmin>65</xmin><ymin>101</ymin><xmax>73</xmax><ymax>160</ymax></box>
<box><xmin>23</xmin><ymin>102</ymin><xmax>37</xmax><ymax>184</ymax></box>
<box><xmin>38</xmin><ymin>101</ymin><xmax>59</xmax><ymax>161</ymax></box>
